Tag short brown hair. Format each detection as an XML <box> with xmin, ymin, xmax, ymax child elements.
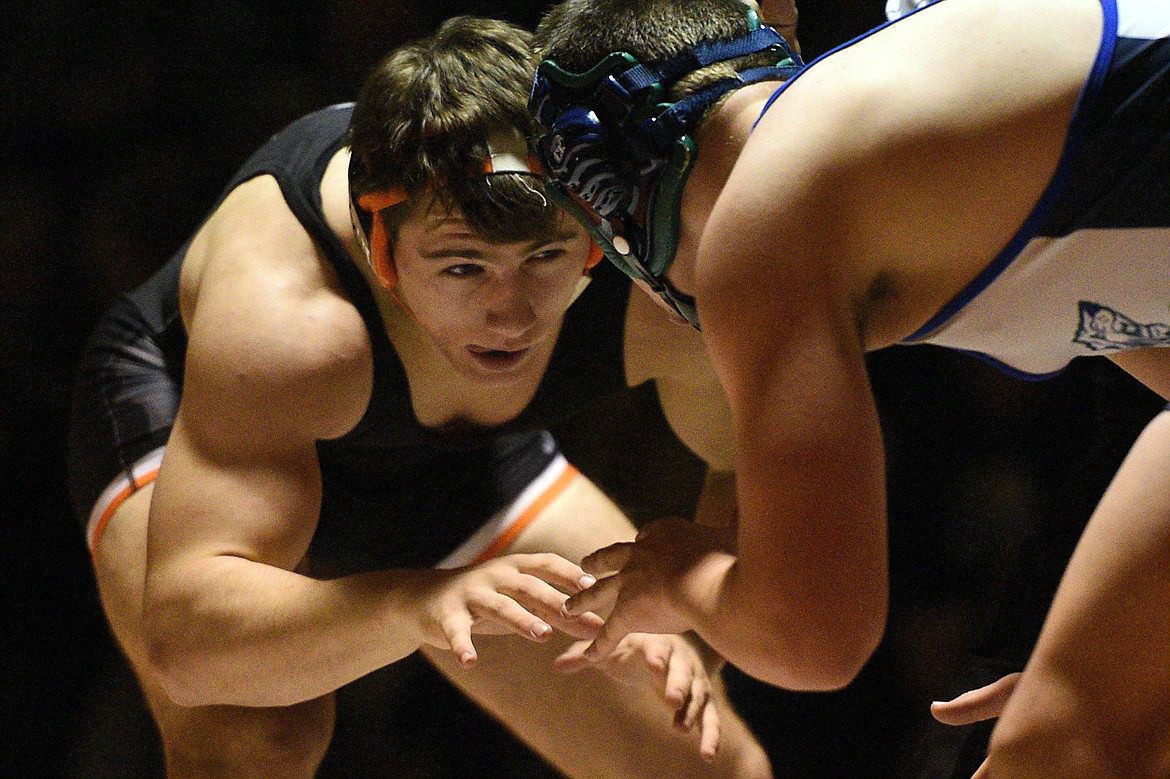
<box><xmin>533</xmin><ymin>0</ymin><xmax>774</xmax><ymax>102</ymax></box>
<box><xmin>349</xmin><ymin>16</ymin><xmax>562</xmax><ymax>244</ymax></box>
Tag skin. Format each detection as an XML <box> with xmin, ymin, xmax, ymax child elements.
<box><xmin>93</xmin><ymin>132</ymin><xmax>770</xmax><ymax>777</ymax></box>
<box><xmin>558</xmin><ymin>0</ymin><xmax>1170</xmax><ymax>774</ymax></box>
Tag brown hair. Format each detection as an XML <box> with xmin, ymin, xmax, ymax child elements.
<box><xmin>533</xmin><ymin>0</ymin><xmax>777</xmax><ymax>102</ymax></box>
<box><xmin>348</xmin><ymin>16</ymin><xmax>562</xmax><ymax>245</ymax></box>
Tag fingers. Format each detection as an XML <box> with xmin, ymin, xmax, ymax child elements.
<box><xmin>697</xmin><ymin>697</ymin><xmax>722</xmax><ymax>763</ymax></box>
<box><xmin>931</xmin><ymin>672</ymin><xmax>1022</xmax><ymax>726</ymax></box>
<box><xmin>482</xmin><ymin>556</ymin><xmax>604</xmax><ymax>638</ymax></box>
<box><xmin>513</xmin><ymin>552</ymin><xmax>598</xmax><ymax>593</ymax></box>
<box><xmin>677</xmin><ymin>672</ymin><xmax>707</xmax><ymax>732</ymax></box>
<box><xmin>552</xmin><ymin>640</ymin><xmax>593</xmax><ymax>673</ymax></box>
<box><xmin>661</xmin><ymin>643</ymin><xmax>690</xmax><ymax>708</ymax></box>
<box><xmin>562</xmin><ymin>573</ymin><xmax>620</xmax><ymax>617</ymax></box>
<box><xmin>468</xmin><ymin>590</ymin><xmax>556</xmax><ymax>640</ymax></box>
<box><xmin>580</xmin><ymin>542</ymin><xmax>634</xmax><ymax>576</ymax></box>
<box><xmin>577</xmin><ymin>609</ymin><xmax>633</xmax><ymax>663</ymax></box>
<box><xmin>440</xmin><ymin>611</ymin><xmax>479</xmax><ymax>668</ymax></box>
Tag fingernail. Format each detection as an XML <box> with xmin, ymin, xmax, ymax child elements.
<box><xmin>578</xmin><ymin>574</ymin><xmax>596</xmax><ymax>588</ymax></box>
<box><xmin>460</xmin><ymin>652</ymin><xmax>475</xmax><ymax>667</ymax></box>
<box><xmin>532</xmin><ymin>623</ymin><xmax>551</xmax><ymax>638</ymax></box>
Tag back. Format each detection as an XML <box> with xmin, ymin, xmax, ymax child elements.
<box><xmin>733</xmin><ymin>0</ymin><xmax>1105</xmax><ymax>350</ymax></box>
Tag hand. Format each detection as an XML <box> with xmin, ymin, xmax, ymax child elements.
<box><xmin>415</xmin><ymin>552</ymin><xmax>603</xmax><ymax>668</ymax></box>
<box><xmin>931</xmin><ymin>672</ymin><xmax>1021</xmax><ymax>779</ymax></box>
<box><xmin>555</xmin><ymin>632</ymin><xmax>723</xmax><ymax>762</ymax></box>
<box><xmin>562</xmin><ymin>517</ymin><xmax>735</xmax><ymax>664</ymax></box>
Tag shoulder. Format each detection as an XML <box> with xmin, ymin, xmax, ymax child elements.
<box><xmin>623</xmin><ymin>292</ymin><xmax>736</xmax><ymax>468</ymax></box>
<box><xmin>623</xmin><ymin>289</ymin><xmax>713</xmax><ymax>386</ymax></box>
<box><xmin>180</xmin><ymin>175</ymin><xmax>373</xmax><ymax>451</ymax></box>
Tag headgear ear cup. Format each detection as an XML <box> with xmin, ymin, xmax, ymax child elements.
<box><xmin>586</xmin><ymin>242</ymin><xmax>603</xmax><ymax>271</ymax></box>
<box><xmin>357</xmin><ymin>189</ymin><xmax>409</xmax><ymax>289</ymax></box>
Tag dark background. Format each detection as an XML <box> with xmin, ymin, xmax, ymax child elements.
<box><xmin>2</xmin><ymin>1</ymin><xmax>1163</xmax><ymax>776</ymax></box>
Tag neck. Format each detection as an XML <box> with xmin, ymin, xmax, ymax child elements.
<box><xmin>668</xmin><ymin>80</ymin><xmax>781</xmax><ymax>295</ymax></box>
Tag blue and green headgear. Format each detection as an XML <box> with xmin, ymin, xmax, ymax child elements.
<box><xmin>529</xmin><ymin>8</ymin><xmax>802</xmax><ymax>328</ymax></box>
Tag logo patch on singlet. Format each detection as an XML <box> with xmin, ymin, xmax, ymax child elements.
<box><xmin>1074</xmin><ymin>301</ymin><xmax>1170</xmax><ymax>351</ymax></box>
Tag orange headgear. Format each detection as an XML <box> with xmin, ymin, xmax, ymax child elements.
<box><xmin>350</xmin><ymin>126</ymin><xmax>602</xmax><ymax>291</ymax></box>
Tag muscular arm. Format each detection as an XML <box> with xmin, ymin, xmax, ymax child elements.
<box><xmin>144</xmin><ymin>179</ymin><xmax>589</xmax><ymax>708</ymax></box>
<box><xmin>681</xmin><ymin>150</ymin><xmax>889</xmax><ymax>692</ymax></box>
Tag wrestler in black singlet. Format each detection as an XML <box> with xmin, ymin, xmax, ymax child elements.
<box><xmin>69</xmin><ymin>104</ymin><xmax>633</xmax><ymax>572</ymax></box>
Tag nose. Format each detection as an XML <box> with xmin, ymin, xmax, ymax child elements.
<box><xmin>481</xmin><ymin>274</ymin><xmax>536</xmax><ymax>338</ymax></box>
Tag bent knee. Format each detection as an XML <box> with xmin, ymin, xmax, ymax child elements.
<box><xmin>155</xmin><ymin>695</ymin><xmax>335</xmax><ymax>779</ymax></box>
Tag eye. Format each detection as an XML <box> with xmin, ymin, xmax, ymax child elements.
<box><xmin>442</xmin><ymin>263</ymin><xmax>484</xmax><ymax>277</ymax></box>
<box><xmin>527</xmin><ymin>246</ymin><xmax>569</xmax><ymax>263</ymax></box>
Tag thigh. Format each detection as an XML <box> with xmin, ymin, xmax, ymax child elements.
<box><xmin>94</xmin><ymin>486</ymin><xmax>336</xmax><ymax>779</ymax></box>
<box><xmin>422</xmin><ymin>475</ymin><xmax>771</xmax><ymax>779</ymax></box>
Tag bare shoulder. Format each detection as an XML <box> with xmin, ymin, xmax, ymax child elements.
<box><xmin>623</xmin><ymin>288</ymin><xmax>715</xmax><ymax>386</ymax></box>
<box><xmin>180</xmin><ymin>175</ymin><xmax>373</xmax><ymax>454</ymax></box>
<box><xmin>623</xmin><ymin>291</ymin><xmax>736</xmax><ymax>468</ymax></box>
<box><xmin>710</xmin><ymin>0</ymin><xmax>1103</xmax><ymax>346</ymax></box>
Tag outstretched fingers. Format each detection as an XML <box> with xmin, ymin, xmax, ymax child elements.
<box><xmin>577</xmin><ymin>604</ymin><xmax>636</xmax><ymax>662</ymax></box>
<box><xmin>931</xmin><ymin>672</ymin><xmax>1021</xmax><ymax>726</ymax></box>
<box><xmin>697</xmin><ymin>695</ymin><xmax>721</xmax><ymax>763</ymax></box>
<box><xmin>561</xmin><ymin>571</ymin><xmax>621</xmax><ymax>619</ymax></box>
<box><xmin>495</xmin><ymin>567</ymin><xmax>603</xmax><ymax>639</ymax></box>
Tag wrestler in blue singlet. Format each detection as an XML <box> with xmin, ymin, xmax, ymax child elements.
<box><xmin>761</xmin><ymin>0</ymin><xmax>1170</xmax><ymax>380</ymax></box>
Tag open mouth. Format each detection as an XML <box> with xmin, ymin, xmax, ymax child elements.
<box><xmin>466</xmin><ymin>345</ymin><xmax>532</xmax><ymax>372</ymax></box>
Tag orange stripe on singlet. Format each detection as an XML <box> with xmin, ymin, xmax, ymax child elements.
<box><xmin>89</xmin><ymin>468</ymin><xmax>160</xmax><ymax>556</ymax></box>
<box><xmin>469</xmin><ymin>463</ymin><xmax>581</xmax><ymax>565</ymax></box>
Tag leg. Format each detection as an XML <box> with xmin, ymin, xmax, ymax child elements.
<box><xmin>421</xmin><ymin>474</ymin><xmax>772</xmax><ymax>779</ymax></box>
<box><xmin>92</xmin><ymin>484</ymin><xmax>335</xmax><ymax>779</ymax></box>
<box><xmin>986</xmin><ymin>411</ymin><xmax>1170</xmax><ymax>777</ymax></box>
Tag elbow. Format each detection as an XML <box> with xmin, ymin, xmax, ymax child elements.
<box><xmin>743</xmin><ymin>602</ymin><xmax>886</xmax><ymax>692</ymax></box>
<box><xmin>143</xmin><ymin>601</ymin><xmax>220</xmax><ymax>707</ymax></box>
<box><xmin>790</xmin><ymin>622</ymin><xmax>884</xmax><ymax>692</ymax></box>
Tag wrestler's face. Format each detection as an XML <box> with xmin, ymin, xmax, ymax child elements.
<box><xmin>392</xmin><ymin>204</ymin><xmax>593</xmax><ymax>383</ymax></box>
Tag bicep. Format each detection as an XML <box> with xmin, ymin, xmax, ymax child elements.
<box><xmin>149</xmin><ymin>408</ymin><xmax>322</xmax><ymax>573</ymax></box>
<box><xmin>148</xmin><ymin>285</ymin><xmax>360</xmax><ymax>575</ymax></box>
<box><xmin>695</xmin><ymin>206</ymin><xmax>888</xmax><ymax>625</ymax></box>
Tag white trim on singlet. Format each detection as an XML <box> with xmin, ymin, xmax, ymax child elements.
<box><xmin>87</xmin><ymin>446</ymin><xmax>166</xmax><ymax>552</ymax></box>
<box><xmin>88</xmin><ymin>447</ymin><xmax>582</xmax><ymax>570</ymax></box>
<box><xmin>435</xmin><ymin>454</ymin><xmax>577</xmax><ymax>569</ymax></box>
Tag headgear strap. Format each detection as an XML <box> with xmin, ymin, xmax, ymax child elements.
<box><xmin>350</xmin><ymin>126</ymin><xmax>602</xmax><ymax>292</ymax></box>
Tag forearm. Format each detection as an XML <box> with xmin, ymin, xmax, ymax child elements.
<box><xmin>146</xmin><ymin>556</ymin><xmax>434</xmax><ymax>707</ymax></box>
<box><xmin>670</xmin><ymin>548</ymin><xmax>882</xmax><ymax>692</ymax></box>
